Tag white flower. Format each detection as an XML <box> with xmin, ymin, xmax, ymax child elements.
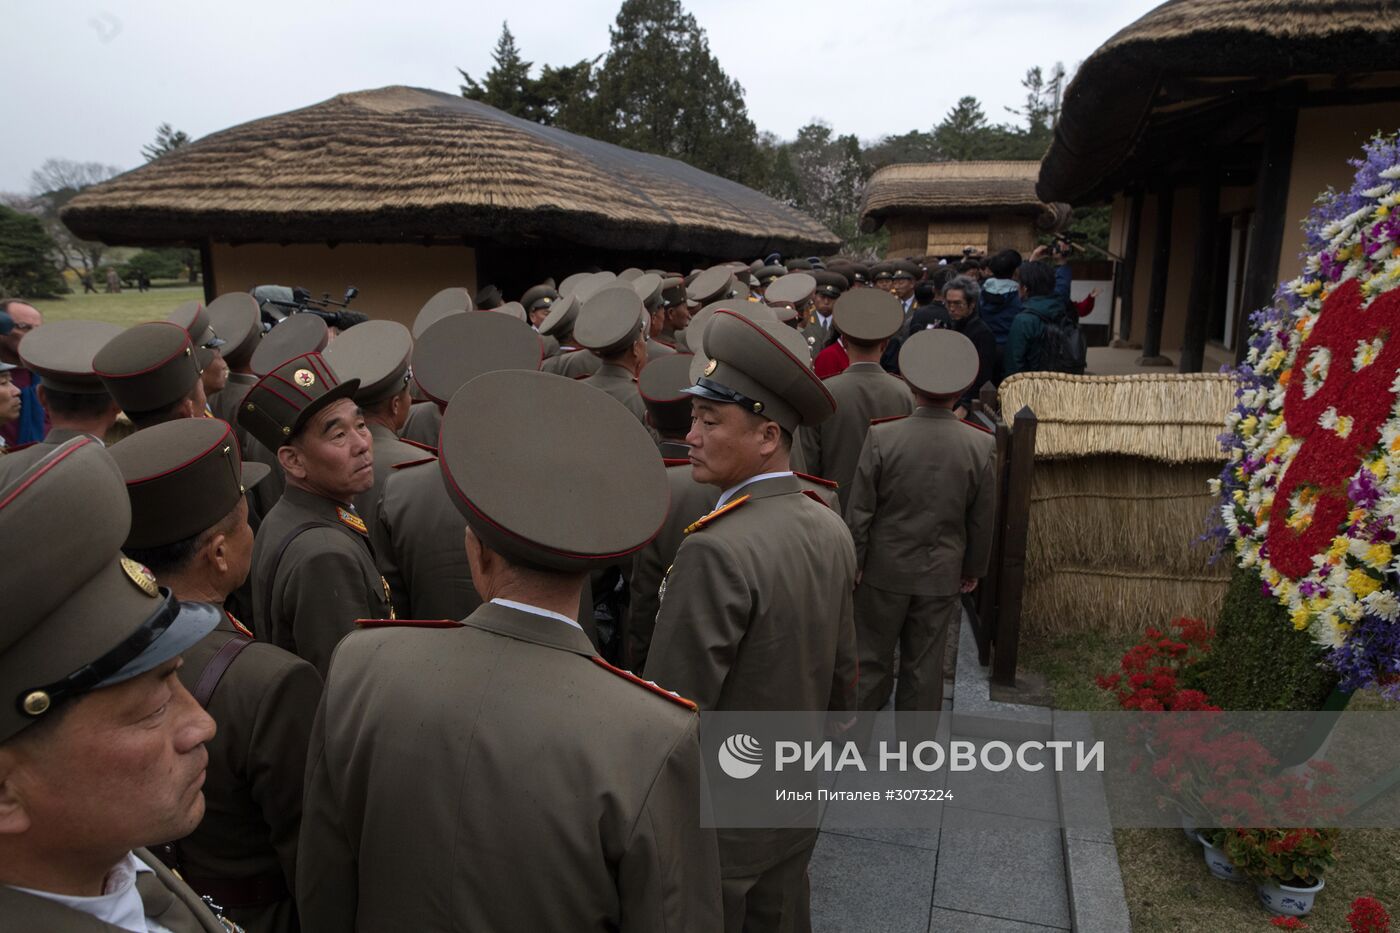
<box><xmin>1364</xmin><ymin>590</ymin><xmax>1400</xmax><ymax>622</ymax></box>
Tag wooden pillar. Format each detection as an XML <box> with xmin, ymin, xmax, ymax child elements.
<box><xmin>1115</xmin><ymin>188</ymin><xmax>1145</xmax><ymax>345</ymax></box>
<box><xmin>1236</xmin><ymin>95</ymin><xmax>1299</xmax><ymax>363</ymax></box>
<box><xmin>1179</xmin><ymin>169</ymin><xmax>1221</xmax><ymax>373</ymax></box>
<box><xmin>199</xmin><ymin>239</ymin><xmax>217</xmax><ymax>304</ymax></box>
<box><xmin>1139</xmin><ymin>181</ymin><xmax>1175</xmax><ymax>365</ymax></box>
<box><xmin>992</xmin><ymin>406</ymin><xmax>1037</xmax><ymax>687</ymax></box>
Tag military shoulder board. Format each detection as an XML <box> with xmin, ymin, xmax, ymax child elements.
<box><xmin>336</xmin><ymin>507</ymin><xmax>369</xmax><ymax>535</ymax></box>
<box><xmin>399</xmin><ymin>437</ymin><xmax>438</xmax><ymax>454</ymax></box>
<box><xmin>869</xmin><ymin>414</ymin><xmax>908</xmax><ymax>426</ymax></box>
<box><xmin>791</xmin><ymin>470</ymin><xmax>838</xmax><ymax>489</ymax></box>
<box><xmin>591</xmin><ymin>657</ymin><xmax>698</xmax><ymax>711</ymax></box>
<box><xmin>961</xmin><ymin>418</ymin><xmax>994</xmax><ymax>435</ymax></box>
<box><xmin>356</xmin><ymin>618</ymin><xmax>464</xmax><ymax>629</ymax></box>
<box><xmin>684</xmin><ymin>494</ymin><xmax>750</xmax><ymax>534</ymax></box>
<box><xmin>662</xmin><ymin>458</ymin><xmax>690</xmax><ymax>467</ymax></box>
<box><xmin>392</xmin><ymin>456</ymin><xmax>437</xmax><ymax>471</ymax></box>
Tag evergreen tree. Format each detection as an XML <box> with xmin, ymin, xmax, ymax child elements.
<box><xmin>460</xmin><ymin>23</ymin><xmax>539</xmax><ymax>120</ymax></box>
<box><xmin>0</xmin><ymin>205</ymin><xmax>65</xmax><ymax>298</ymax></box>
<box><xmin>141</xmin><ymin>123</ymin><xmax>191</xmax><ymax>162</ymax></box>
<box><xmin>932</xmin><ymin>97</ymin><xmax>992</xmax><ymax>161</ymax></box>
<box><xmin>586</xmin><ymin>0</ymin><xmax>763</xmax><ymax>185</ymax></box>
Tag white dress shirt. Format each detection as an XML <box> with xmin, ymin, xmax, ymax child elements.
<box><xmin>491</xmin><ymin>597</ymin><xmax>583</xmax><ymax>632</ymax></box>
<box><xmin>716</xmin><ymin>471</ymin><xmax>794</xmax><ymax>509</ymax></box>
<box><xmin>7</xmin><ymin>852</ymin><xmax>175</xmax><ymax>933</ymax></box>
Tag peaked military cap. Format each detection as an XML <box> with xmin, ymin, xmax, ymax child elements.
<box><xmin>576</xmin><ymin>288</ymin><xmax>646</xmax><ymax>356</ymax></box>
<box><xmin>764</xmin><ymin>272</ymin><xmax>816</xmax><ymax>307</ymax></box>
<box><xmin>413</xmin><ymin>312</ymin><xmax>542</xmax><ymax>406</ymax></box>
<box><xmin>110</xmin><ymin>417</ymin><xmax>271</xmax><ymax>549</ymax></box>
<box><xmin>784</xmin><ymin>258</ymin><xmax>813</xmax><ymax>272</ymax></box>
<box><xmin>413</xmin><ymin>287</ymin><xmax>473</xmax><ymax>339</ymax></box>
<box><xmin>631</xmin><ymin>273</ymin><xmax>664</xmax><ymax>310</ymax></box>
<box><xmin>834</xmin><ymin>287</ymin><xmax>904</xmax><ymax>342</ymax></box>
<box><xmin>521</xmin><ymin>285</ymin><xmax>560</xmax><ymax>313</ymax></box>
<box><xmin>639</xmin><ymin>351</ymin><xmax>696</xmax><ymax>436</ymax></box>
<box><xmin>19</xmin><ymin>319</ymin><xmax>121</xmax><ymax>394</ymax></box>
<box><xmin>616</xmin><ymin>268</ymin><xmax>645</xmax><ymax>283</ymax></box>
<box><xmin>660</xmin><ymin>277</ymin><xmax>687</xmax><ymax>307</ymax></box>
<box><xmin>570</xmin><ymin>272</ymin><xmax>618</xmax><ymax>305</ymax></box>
<box><xmin>168</xmin><ymin>300</ymin><xmax>225</xmax><ymax>369</ymax></box>
<box><xmin>685</xmin><ymin>311</ymin><xmax>835</xmax><ymax>433</ymax></box>
<box><xmin>250</xmin><ymin>313</ymin><xmax>329</xmax><ymax>376</ymax></box>
<box><xmin>439</xmin><ymin>370</ymin><xmax>669</xmax><ymax>573</ymax></box>
<box><xmin>0</xmin><ymin>437</ymin><xmax>221</xmax><ymax>742</ymax></box>
<box><xmin>322</xmin><ymin>320</ymin><xmax>414</xmax><ymax>408</ymax></box>
<box><xmin>686</xmin><ymin>300</ymin><xmax>775</xmax><ymax>351</ymax></box>
<box><xmin>892</xmin><ymin>260</ymin><xmax>920</xmax><ymax>280</ymax></box>
<box><xmin>871</xmin><ymin>263</ymin><xmax>895</xmax><ymax>282</ymax></box>
<box><xmin>557</xmin><ymin>271</ymin><xmax>592</xmax><ymax>296</ymax></box>
<box><xmin>476</xmin><ymin>285</ymin><xmax>504</xmax><ymax>310</ymax></box>
<box><xmin>537</xmin><ymin>292</ymin><xmax>580</xmax><ymax>338</ymax></box>
<box><xmin>206</xmin><ymin>293</ymin><xmax>262</xmax><ymax>368</ymax></box>
<box><xmin>846</xmin><ymin>262</ymin><xmax>872</xmax><ymax>285</ymax></box>
<box><xmin>813</xmin><ymin>269</ymin><xmax>849</xmax><ymax>298</ymax></box>
<box><xmin>94</xmin><ymin>321</ymin><xmax>202</xmax><ymax>414</ymax></box>
<box><xmin>238</xmin><ymin>352</ymin><xmax>359</xmax><ymax>451</ymax></box>
<box><xmin>899</xmin><ymin>328</ymin><xmax>979</xmax><ymax>398</ymax></box>
<box><xmin>495</xmin><ymin>301</ymin><xmax>528</xmax><ymax>322</ymax></box>
<box><xmin>755</xmin><ymin>264</ymin><xmax>787</xmax><ymax>287</ymax></box>
<box><xmin>686</xmin><ymin>267</ymin><xmax>736</xmax><ymax>305</ymax></box>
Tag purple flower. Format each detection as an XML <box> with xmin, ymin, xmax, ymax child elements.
<box><xmin>1349</xmin><ymin>470</ymin><xmax>1383</xmax><ymax>509</ymax></box>
<box><xmin>1328</xmin><ymin>611</ymin><xmax>1400</xmax><ymax>700</ymax></box>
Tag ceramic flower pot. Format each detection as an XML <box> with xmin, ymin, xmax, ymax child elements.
<box><xmin>1194</xmin><ymin>832</ymin><xmax>1242</xmax><ymax>881</ymax></box>
<box><xmin>1256</xmin><ymin>877</ymin><xmax>1325</xmax><ymax>917</ymax></box>
<box><xmin>1178</xmin><ymin>807</ymin><xmax>1199</xmax><ymax>843</ymax></box>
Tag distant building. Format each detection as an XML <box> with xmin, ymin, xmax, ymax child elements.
<box><xmin>858</xmin><ymin>161</ymin><xmax>1070</xmax><ymax>259</ymax></box>
<box><xmin>63</xmin><ymin>86</ymin><xmax>838</xmax><ymax>324</ymax></box>
<box><xmin>1038</xmin><ymin>0</ymin><xmax>1400</xmax><ymax>372</ymax></box>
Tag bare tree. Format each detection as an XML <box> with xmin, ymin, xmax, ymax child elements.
<box><xmin>28</xmin><ymin>158</ymin><xmax>124</xmax><ymax>279</ymax></box>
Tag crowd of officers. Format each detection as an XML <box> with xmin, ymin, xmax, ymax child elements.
<box><xmin>0</xmin><ymin>252</ymin><xmax>998</xmax><ymax>933</ymax></box>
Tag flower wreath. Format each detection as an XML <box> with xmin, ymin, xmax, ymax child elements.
<box><xmin>1213</xmin><ymin>134</ymin><xmax>1400</xmax><ymax>698</ymax></box>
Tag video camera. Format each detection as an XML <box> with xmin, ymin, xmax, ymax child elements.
<box><xmin>1052</xmin><ymin>231</ymin><xmax>1086</xmax><ymax>258</ymax></box>
<box><xmin>252</xmin><ymin>284</ymin><xmax>369</xmax><ymax>332</ymax></box>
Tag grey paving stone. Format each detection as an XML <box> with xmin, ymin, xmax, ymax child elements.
<box><xmin>945</xmin><ymin>747</ymin><xmax>1060</xmax><ymax>823</ymax></box>
<box><xmin>932</xmin><ymin>808</ymin><xmax>1070</xmax><ymax>929</ymax></box>
<box><xmin>823</xmin><ymin>825</ymin><xmax>942</xmax><ymax>851</ymax></box>
<box><xmin>1063</xmin><ymin>836</ymin><xmax>1131</xmax><ymax>933</ymax></box>
<box><xmin>810</xmin><ymin>831</ymin><xmax>937</xmax><ymax>933</ymax></box>
<box><xmin>928</xmin><ymin>907</ymin><xmax>1068</xmax><ymax>932</ymax></box>
<box><xmin>951</xmin><ymin>615</ymin><xmax>1052</xmax><ymax>741</ymax></box>
<box><xmin>1053</xmin><ymin>711</ymin><xmax>1115</xmax><ymax>843</ymax></box>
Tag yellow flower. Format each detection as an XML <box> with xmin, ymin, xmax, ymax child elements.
<box><xmin>1270</xmin><ymin>414</ymin><xmax>1285</xmax><ymax>431</ymax></box>
<box><xmin>1370</xmin><ymin>459</ymin><xmax>1389</xmax><ymax>481</ymax></box>
<box><xmin>1380</xmin><ymin>204</ymin><xmax>1392</xmax><ymax>218</ymax></box>
<box><xmin>1366</xmin><ymin>542</ymin><xmax>1393</xmax><ymax>569</ymax></box>
<box><xmin>1348</xmin><ymin>568</ymin><xmax>1382</xmax><ymax>598</ymax></box>
<box><xmin>1328</xmin><ymin>536</ymin><xmax>1351</xmax><ymax>562</ymax></box>
<box><xmin>1299</xmin><ymin>280</ymin><xmax>1322</xmax><ymax>297</ymax></box>
<box><xmin>1240</xmin><ymin>415</ymin><xmax>1259</xmax><ymax>436</ymax></box>
<box><xmin>1234</xmin><ymin>489</ymin><xmax>1246</xmax><ymax>505</ymax></box>
<box><xmin>1291</xmin><ymin>607</ymin><xmax>1311</xmax><ymax>631</ymax></box>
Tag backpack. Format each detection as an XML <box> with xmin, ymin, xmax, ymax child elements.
<box><xmin>1036</xmin><ymin>313</ymin><xmax>1087</xmax><ymax>375</ymax></box>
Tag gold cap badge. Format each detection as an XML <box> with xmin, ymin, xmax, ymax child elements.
<box><xmin>703</xmin><ymin>359</ymin><xmax>718</xmax><ymax>377</ymax></box>
<box><xmin>120</xmin><ymin>558</ymin><xmax>160</xmax><ymax>597</ymax></box>
<box><xmin>294</xmin><ymin>369</ymin><xmax>316</xmax><ymax>388</ymax></box>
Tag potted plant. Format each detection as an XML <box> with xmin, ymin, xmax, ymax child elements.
<box><xmin>1221</xmin><ymin>828</ymin><xmax>1338</xmax><ymax>916</ymax></box>
<box><xmin>1196</xmin><ymin>828</ymin><xmax>1243</xmax><ymax>881</ymax></box>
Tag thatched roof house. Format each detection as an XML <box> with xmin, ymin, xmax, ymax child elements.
<box><xmin>858</xmin><ymin>161</ymin><xmax>1070</xmax><ymax>258</ymax></box>
<box><xmin>999</xmin><ymin>371</ymin><xmax>1237</xmax><ymax>637</ymax></box>
<box><xmin>1037</xmin><ymin>0</ymin><xmax>1400</xmax><ymax>372</ymax></box>
<box><xmin>63</xmin><ymin>86</ymin><xmax>838</xmax><ymax>323</ymax></box>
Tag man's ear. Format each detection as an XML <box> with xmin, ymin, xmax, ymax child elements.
<box><xmin>205</xmin><ymin>531</ymin><xmax>230</xmax><ymax>576</ymax></box>
<box><xmin>0</xmin><ymin>751</ymin><xmax>35</xmax><ymax>836</ymax></box>
<box><xmin>35</xmin><ymin>385</ymin><xmax>50</xmax><ymax>409</ymax></box>
<box><xmin>277</xmin><ymin>443</ymin><xmax>305</xmax><ymax>479</ymax></box>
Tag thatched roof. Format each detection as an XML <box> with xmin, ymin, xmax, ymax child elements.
<box><xmin>1038</xmin><ymin>0</ymin><xmax>1400</xmax><ymax>204</ymax></box>
<box><xmin>999</xmin><ymin>372</ymin><xmax>1237</xmax><ymax>462</ymax></box>
<box><xmin>62</xmin><ymin>86</ymin><xmax>838</xmax><ymax>257</ymax></box>
<box><xmin>859</xmin><ymin>161</ymin><xmax>1068</xmax><ymax>234</ymax></box>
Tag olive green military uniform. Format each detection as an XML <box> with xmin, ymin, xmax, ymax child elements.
<box><xmin>0</xmin><ymin>849</ymin><xmax>230</xmax><ymax>932</ymax></box>
<box><xmin>844</xmin><ymin>330</ymin><xmax>997</xmax><ymax>712</ymax></box>
<box><xmin>298</xmin><ymin>369</ymin><xmax>721</xmax><ymax>932</ymax></box>
<box><xmin>213</xmin><ymin>372</ymin><xmax>286</xmax><ymax>528</ymax></box>
<box><xmin>173</xmin><ymin>609</ymin><xmax>322</xmax><ymax>933</ymax></box>
<box><xmin>398</xmin><ymin>400</ymin><xmax>440</xmax><ymax>446</ymax></box>
<box><xmin>240</xmin><ymin>353</ymin><xmax>393</xmax><ymax>676</ymax></box>
<box><xmin>643</xmin><ymin>311</ymin><xmax>857</xmax><ymax>933</ymax></box>
<box><xmin>800</xmin><ymin>366</ymin><xmax>913</xmax><ymax>511</ymax></box>
<box><xmin>371</xmin><ymin>453</ymin><xmax>479</xmax><ymax>620</ymax></box>
<box><xmin>582</xmin><ymin>362</ymin><xmax>648</xmax><ymax>425</ymax></box>
<box><xmin>547</xmin><ymin>347</ymin><xmax>603</xmax><ymax>378</ymax></box>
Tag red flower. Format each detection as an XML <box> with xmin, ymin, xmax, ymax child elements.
<box><xmin>1348</xmin><ymin>895</ymin><xmax>1391</xmax><ymax>933</ymax></box>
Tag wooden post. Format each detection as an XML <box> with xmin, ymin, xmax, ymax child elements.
<box><xmin>992</xmin><ymin>406</ymin><xmax>1037</xmax><ymax>686</ymax></box>
<box><xmin>1236</xmin><ymin>94</ymin><xmax>1299</xmax><ymax>364</ymax></box>
<box><xmin>1140</xmin><ymin>182</ymin><xmax>1174</xmax><ymax>365</ymax></box>
<box><xmin>1179</xmin><ymin>169</ymin><xmax>1221</xmax><ymax>373</ymax></box>
<box><xmin>199</xmin><ymin>239</ymin><xmax>217</xmax><ymax>305</ymax></box>
<box><xmin>974</xmin><ymin>409</ymin><xmax>1012</xmax><ymax>666</ymax></box>
<box><xmin>978</xmin><ymin>381</ymin><xmax>998</xmax><ymax>416</ymax></box>
<box><xmin>1115</xmin><ymin>188</ymin><xmax>1145</xmax><ymax>345</ymax></box>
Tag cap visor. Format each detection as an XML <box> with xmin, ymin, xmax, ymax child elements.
<box><xmin>681</xmin><ymin>383</ymin><xmax>732</xmax><ymax>404</ymax></box>
<box><xmin>241</xmin><ymin>461</ymin><xmax>272</xmax><ymax>490</ymax></box>
<box><xmin>95</xmin><ymin>600</ymin><xmax>222</xmax><ymax>688</ymax></box>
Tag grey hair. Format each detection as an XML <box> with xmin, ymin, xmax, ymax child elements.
<box><xmin>942</xmin><ymin>275</ymin><xmax>980</xmax><ymax>308</ymax></box>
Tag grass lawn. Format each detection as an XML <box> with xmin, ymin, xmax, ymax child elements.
<box><xmin>1018</xmin><ymin>631</ymin><xmax>1400</xmax><ymax>931</ymax></box>
<box><xmin>29</xmin><ymin>282</ymin><xmax>203</xmax><ymax>330</ymax></box>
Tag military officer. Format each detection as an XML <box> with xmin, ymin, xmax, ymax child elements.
<box><xmin>644</xmin><ymin>311</ymin><xmax>858</xmax><ymax>933</ymax></box>
<box><xmin>168</xmin><ymin>299</ymin><xmax>229</xmax><ymax>405</ymax></box>
<box><xmin>520</xmin><ymin>283</ymin><xmax>559</xmax><ymax>330</ymax></box>
<box><xmin>206</xmin><ymin>292</ymin><xmax>265</xmax><ymax>427</ymax></box>
<box><xmin>845</xmin><ymin>329</ymin><xmax>996</xmax><ymax>713</ymax></box>
<box><xmin>540</xmin><ymin>290</ymin><xmax>604</xmax><ymax>379</ymax></box>
<box><xmin>93</xmin><ymin>320</ymin><xmax>208</xmax><ymax>434</ymax></box>
<box><xmin>804</xmin><ymin>269</ymin><xmax>847</xmax><ymax>348</ymax></box>
<box><xmin>577</xmin><ymin>287</ymin><xmax>651</xmax><ymax>428</ymax></box>
<box><xmin>656</xmin><ymin>276</ymin><xmax>692</xmax><ymax>350</ymax></box>
<box><xmin>800</xmin><ymin>288</ymin><xmax>914</xmax><ymax>512</ymax></box>
<box><xmin>0</xmin><ymin>437</ymin><xmax>231</xmax><ymax>931</ymax></box>
<box><xmin>765</xmin><ymin>272</ymin><xmax>819</xmax><ymax>355</ymax></box>
<box><xmin>371</xmin><ymin>312</ymin><xmax>544</xmax><ymax>624</ymax></box>
<box><xmin>299</xmin><ymin>368</ymin><xmax>722</xmax><ymax>932</ymax></box>
<box><xmin>686</xmin><ymin>266</ymin><xmax>737</xmax><ymax>313</ymax></box>
<box><xmin>322</xmin><ymin>319</ymin><xmax>422</xmax><ymax>538</ymax></box>
<box><xmin>629</xmin><ymin>272</ymin><xmax>676</xmax><ymax>361</ymax></box>
<box><xmin>241</xmin><ymin>352</ymin><xmax>392</xmax><ymax>675</ymax></box>
<box><xmin>111</xmin><ymin>418</ymin><xmax>321</xmax><ymax>933</ymax></box>
<box><xmin>398</xmin><ymin>288</ymin><xmax>473</xmax><ymax>446</ymax></box>
<box><xmin>0</xmin><ymin>320</ymin><xmax>121</xmax><ymax>484</ymax></box>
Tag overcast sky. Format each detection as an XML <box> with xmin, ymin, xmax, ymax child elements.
<box><xmin>4</xmin><ymin>0</ymin><xmax>1163</xmax><ymax>192</ymax></box>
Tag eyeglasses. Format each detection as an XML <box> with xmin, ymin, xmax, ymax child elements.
<box><xmin>10</xmin><ymin>323</ymin><xmax>36</xmax><ymax>333</ymax></box>
<box><xmin>945</xmin><ymin>299</ymin><xmax>969</xmax><ymax>308</ymax></box>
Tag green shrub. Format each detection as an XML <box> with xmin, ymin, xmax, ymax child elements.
<box><xmin>0</xmin><ymin>206</ymin><xmax>65</xmax><ymax>298</ymax></box>
<box><xmin>1189</xmin><ymin>565</ymin><xmax>1339</xmax><ymax>711</ymax></box>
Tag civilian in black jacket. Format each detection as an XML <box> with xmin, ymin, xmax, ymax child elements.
<box><xmin>942</xmin><ymin>275</ymin><xmax>997</xmax><ymax>408</ymax></box>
